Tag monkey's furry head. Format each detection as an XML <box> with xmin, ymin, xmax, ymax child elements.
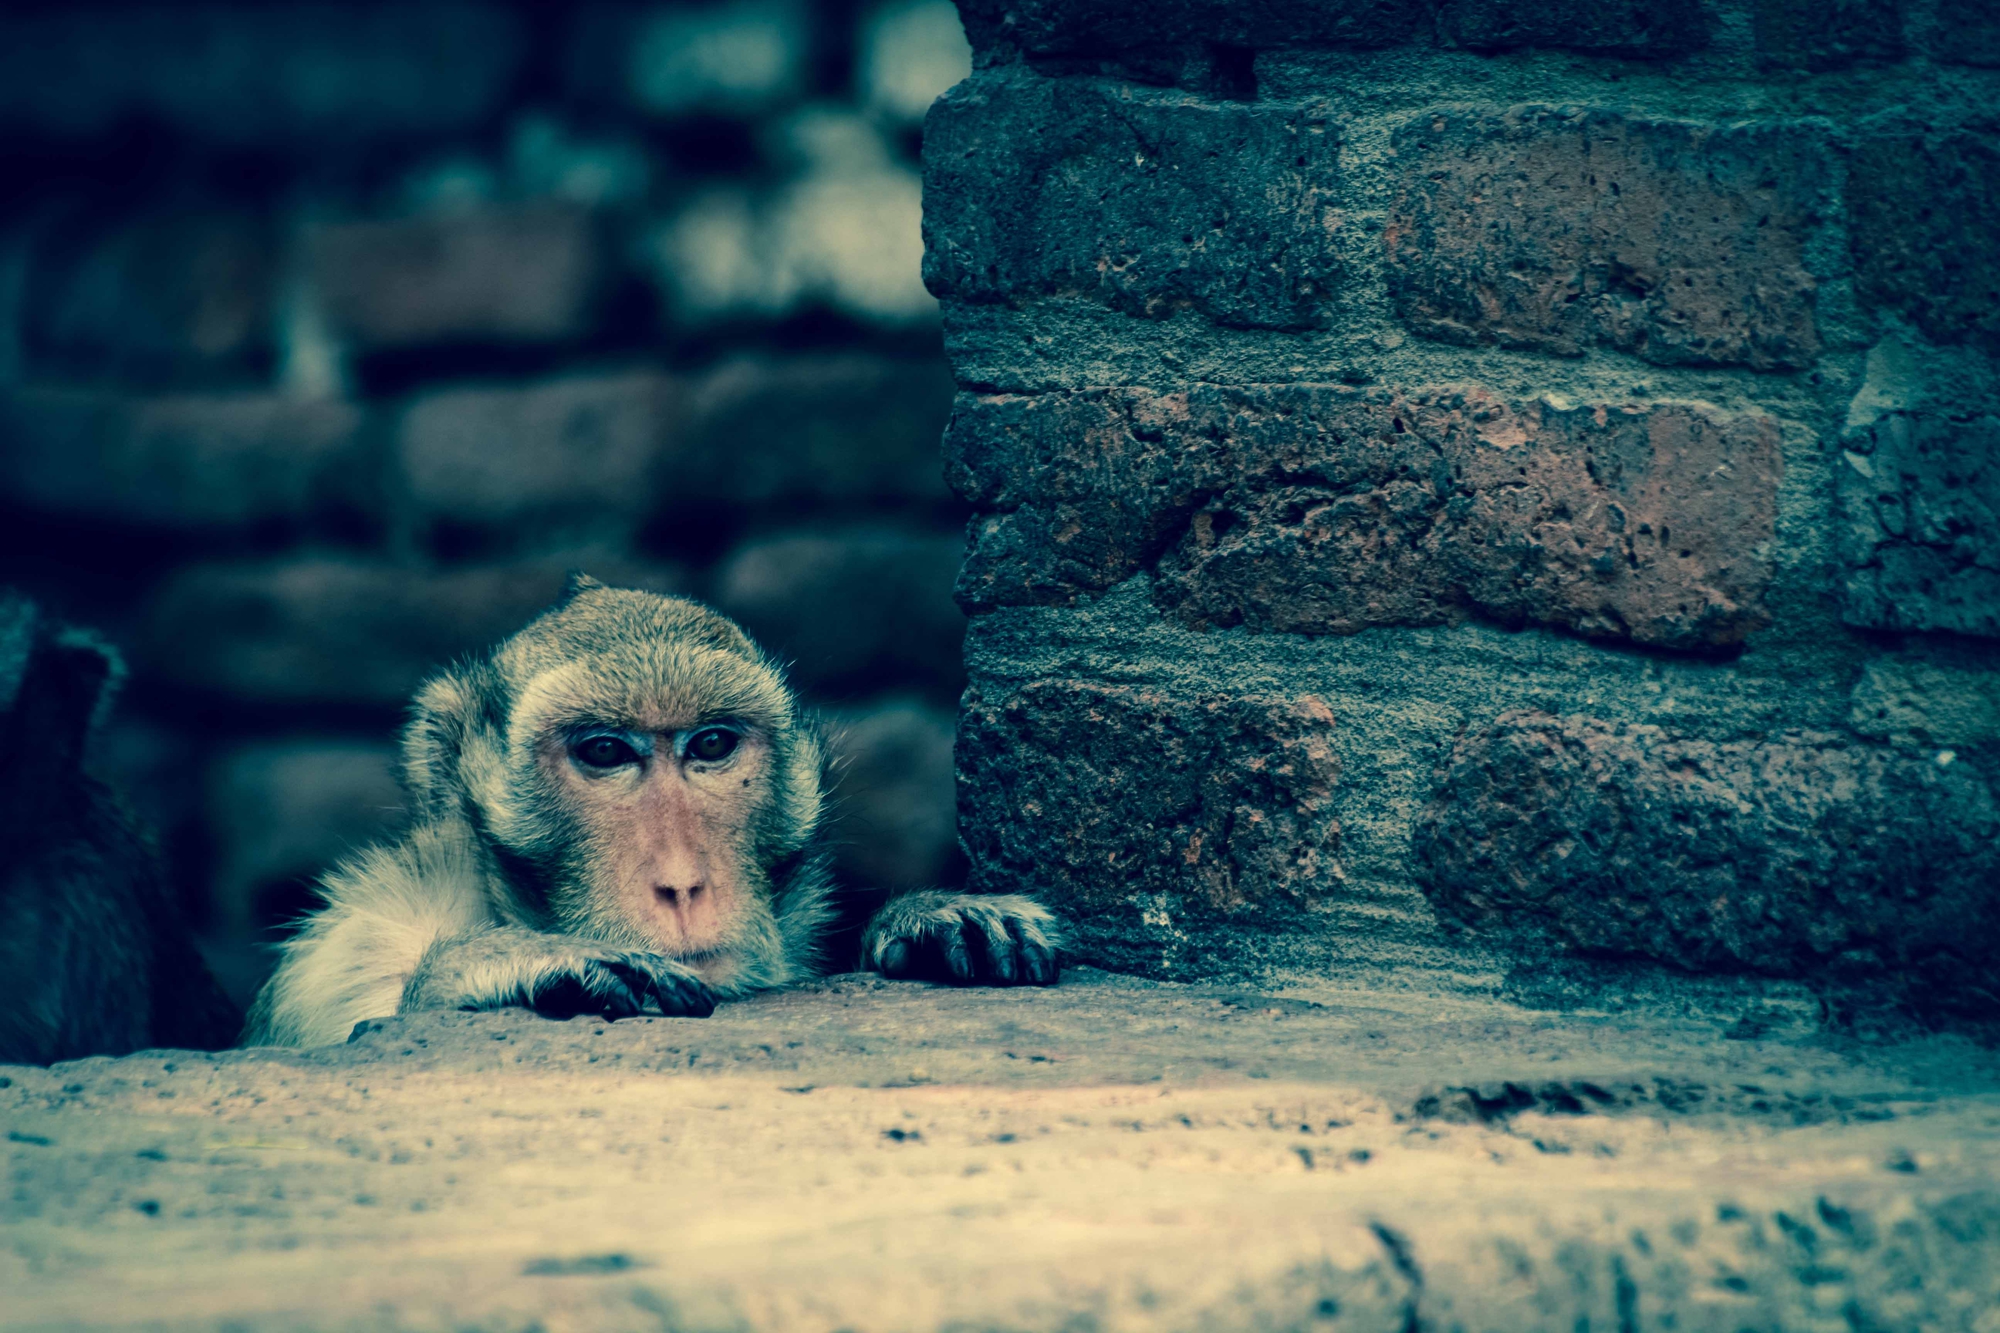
<box><xmin>397</xmin><ymin>576</ymin><xmax>828</xmax><ymax>913</ymax></box>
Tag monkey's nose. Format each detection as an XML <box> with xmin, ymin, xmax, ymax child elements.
<box><xmin>655</xmin><ymin>883</ymin><xmax>706</xmax><ymax>909</ymax></box>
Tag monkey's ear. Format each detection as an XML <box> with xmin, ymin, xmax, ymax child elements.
<box><xmin>559</xmin><ymin>571</ymin><xmax>606</xmax><ymax>604</ymax></box>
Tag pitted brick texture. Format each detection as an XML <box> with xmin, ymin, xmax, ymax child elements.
<box><xmin>1753</xmin><ymin>0</ymin><xmax>1905</xmax><ymax>69</ymax></box>
<box><xmin>1849</xmin><ymin>126</ymin><xmax>2000</xmax><ymax>346</ymax></box>
<box><xmin>948</xmin><ymin>385</ymin><xmax>1780</xmax><ymax>650</ymax></box>
<box><xmin>1385</xmin><ymin>108</ymin><xmax>1826</xmax><ymax>370</ymax></box>
<box><xmin>957</xmin><ymin>680</ymin><xmax>1341</xmax><ymax>918</ymax></box>
<box><xmin>923</xmin><ymin>73</ymin><xmax>1343</xmax><ymax>331</ymax></box>
<box><xmin>1414</xmin><ymin>711</ymin><xmax>2000</xmax><ymax>1011</ymax></box>
<box><xmin>1838</xmin><ymin>410</ymin><xmax>2000</xmax><ymax>638</ymax></box>
<box><xmin>1436</xmin><ymin>0</ymin><xmax>1712</xmax><ymax>56</ymax></box>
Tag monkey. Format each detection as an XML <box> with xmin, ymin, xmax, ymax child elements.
<box><xmin>0</xmin><ymin>592</ymin><xmax>240</xmax><ymax>1065</ymax></box>
<box><xmin>244</xmin><ymin>577</ymin><xmax>1060</xmax><ymax>1048</ymax></box>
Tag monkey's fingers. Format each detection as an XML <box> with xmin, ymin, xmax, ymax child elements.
<box><xmin>629</xmin><ymin>958</ymin><xmax>717</xmax><ymax>1018</ymax></box>
<box><xmin>524</xmin><ymin>967</ymin><xmax>644</xmax><ymax>1021</ymax></box>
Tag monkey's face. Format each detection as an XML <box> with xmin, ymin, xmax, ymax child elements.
<box><xmin>533</xmin><ymin>715</ymin><xmax>781</xmax><ymax>986</ymax></box>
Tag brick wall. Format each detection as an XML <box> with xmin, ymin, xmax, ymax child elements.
<box><xmin>931</xmin><ymin>0</ymin><xmax>2000</xmax><ymax>1016</ymax></box>
<box><xmin>0</xmin><ymin>0</ymin><xmax>977</xmax><ymax>1001</ymax></box>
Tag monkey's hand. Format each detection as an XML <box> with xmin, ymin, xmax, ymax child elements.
<box><xmin>403</xmin><ymin>928</ymin><xmax>718</xmax><ymax>1021</ymax></box>
<box><xmin>861</xmin><ymin>892</ymin><xmax>1062</xmax><ymax>987</ymax></box>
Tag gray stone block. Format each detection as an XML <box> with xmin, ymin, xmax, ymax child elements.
<box><xmin>306</xmin><ymin>203</ymin><xmax>604</xmax><ymax>351</ymax></box>
<box><xmin>0</xmin><ymin>388</ymin><xmax>367</xmax><ymax>532</ymax></box>
<box><xmin>1849</xmin><ymin>126</ymin><xmax>2000</xmax><ymax>346</ymax></box>
<box><xmin>924</xmin><ymin>72</ymin><xmax>1344</xmax><ymax>331</ymax></box>
<box><xmin>958</xmin><ymin>679</ymin><xmax>1342</xmax><ymax>956</ymax></box>
<box><xmin>1838</xmin><ymin>410</ymin><xmax>2000</xmax><ymax>638</ymax></box>
<box><xmin>1414</xmin><ymin>710</ymin><xmax>2000</xmax><ymax>1013</ymax></box>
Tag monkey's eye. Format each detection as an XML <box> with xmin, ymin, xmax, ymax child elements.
<box><xmin>686</xmin><ymin>727</ymin><xmax>739</xmax><ymax>763</ymax></box>
<box><xmin>571</xmin><ymin>735</ymin><xmax>641</xmax><ymax>769</ymax></box>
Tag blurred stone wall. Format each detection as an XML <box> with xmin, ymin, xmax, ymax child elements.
<box><xmin>0</xmin><ymin>0</ymin><xmax>976</xmax><ymax>1003</ymax></box>
<box><xmin>931</xmin><ymin>0</ymin><xmax>2000</xmax><ymax>1017</ymax></box>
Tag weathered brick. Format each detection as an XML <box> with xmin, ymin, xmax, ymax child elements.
<box><xmin>141</xmin><ymin>555</ymin><xmax>687</xmax><ymax>706</ymax></box>
<box><xmin>949</xmin><ymin>385</ymin><xmax>1781</xmax><ymax>651</ymax></box>
<box><xmin>397</xmin><ymin>371</ymin><xmax>679</xmax><ymax>541</ymax></box>
<box><xmin>307</xmin><ymin>203</ymin><xmax>604</xmax><ymax>350</ymax></box>
<box><xmin>0</xmin><ymin>3</ymin><xmax>524</xmax><ymax>147</ymax></box>
<box><xmin>1753</xmin><ymin>0</ymin><xmax>1904</xmax><ymax>69</ymax></box>
<box><xmin>673</xmin><ymin>354</ymin><xmax>957</xmax><ymax>509</ymax></box>
<box><xmin>21</xmin><ymin>207</ymin><xmax>273</xmax><ymax>384</ymax></box>
<box><xmin>711</xmin><ymin>527</ymin><xmax>965</xmax><ymax>699</ymax></box>
<box><xmin>1928</xmin><ymin>0</ymin><xmax>2000</xmax><ymax>66</ymax></box>
<box><xmin>923</xmin><ymin>72</ymin><xmax>1344</xmax><ymax>331</ymax></box>
<box><xmin>0</xmin><ymin>388</ymin><xmax>367</xmax><ymax>531</ymax></box>
<box><xmin>1386</xmin><ymin>108</ymin><xmax>1825</xmax><ymax>370</ymax></box>
<box><xmin>1837</xmin><ymin>410</ymin><xmax>2000</xmax><ymax>638</ymax></box>
<box><xmin>955</xmin><ymin>0</ymin><xmax>1425</xmax><ymax>59</ymax></box>
<box><xmin>1436</xmin><ymin>0</ymin><xmax>1712</xmax><ymax>58</ymax></box>
<box><xmin>1414</xmin><ymin>711</ymin><xmax>2000</xmax><ymax>1013</ymax></box>
<box><xmin>1849</xmin><ymin>128</ymin><xmax>2000</xmax><ymax>346</ymax></box>
<box><xmin>958</xmin><ymin>680</ymin><xmax>1342</xmax><ymax>925</ymax></box>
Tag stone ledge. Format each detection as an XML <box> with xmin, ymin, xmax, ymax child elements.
<box><xmin>3</xmin><ymin>974</ymin><xmax>1997</xmax><ymax>1331</ymax></box>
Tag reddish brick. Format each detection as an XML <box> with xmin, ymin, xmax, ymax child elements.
<box><xmin>1849</xmin><ymin>127</ymin><xmax>2000</xmax><ymax>346</ymax></box>
<box><xmin>306</xmin><ymin>203</ymin><xmax>604</xmax><ymax>350</ymax></box>
<box><xmin>949</xmin><ymin>385</ymin><xmax>1781</xmax><ymax>651</ymax></box>
<box><xmin>958</xmin><ymin>680</ymin><xmax>1342</xmax><ymax>927</ymax></box>
<box><xmin>0</xmin><ymin>388</ymin><xmax>366</xmax><ymax>531</ymax></box>
<box><xmin>1838</xmin><ymin>410</ymin><xmax>2000</xmax><ymax>638</ymax></box>
<box><xmin>924</xmin><ymin>72</ymin><xmax>1344</xmax><ymax>331</ymax></box>
<box><xmin>1385</xmin><ymin>108</ymin><xmax>1826</xmax><ymax>370</ymax></box>
<box><xmin>1414</xmin><ymin>711</ymin><xmax>2000</xmax><ymax>1015</ymax></box>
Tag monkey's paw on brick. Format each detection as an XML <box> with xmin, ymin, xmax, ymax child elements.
<box><xmin>862</xmin><ymin>890</ymin><xmax>1062</xmax><ymax>986</ymax></box>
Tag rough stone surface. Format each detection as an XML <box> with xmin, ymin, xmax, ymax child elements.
<box><xmin>1837</xmin><ymin>410</ymin><xmax>2000</xmax><ymax>638</ymax></box>
<box><xmin>1385</xmin><ymin>107</ymin><xmax>1826</xmax><ymax>370</ymax></box>
<box><xmin>396</xmin><ymin>370</ymin><xmax>678</xmax><ymax>543</ymax></box>
<box><xmin>1753</xmin><ymin>0</ymin><xmax>1906</xmax><ymax>69</ymax></box>
<box><xmin>140</xmin><ymin>555</ymin><xmax>687</xmax><ymax>707</ymax></box>
<box><xmin>1849</xmin><ymin>654</ymin><xmax>2000</xmax><ymax>745</ymax></box>
<box><xmin>0</xmin><ymin>389</ymin><xmax>367</xmax><ymax>532</ymax></box>
<box><xmin>1849</xmin><ymin>126</ymin><xmax>2000</xmax><ymax>346</ymax></box>
<box><xmin>950</xmin><ymin>385</ymin><xmax>1780</xmax><ymax>651</ymax></box>
<box><xmin>711</xmin><ymin>528</ymin><xmax>965</xmax><ymax>699</ymax></box>
<box><xmin>924</xmin><ymin>72</ymin><xmax>1344</xmax><ymax>331</ymax></box>
<box><xmin>5</xmin><ymin>975</ymin><xmax>2000</xmax><ymax>1331</ymax></box>
<box><xmin>958</xmin><ymin>680</ymin><xmax>1341</xmax><ymax>970</ymax></box>
<box><xmin>306</xmin><ymin>203</ymin><xmax>604</xmax><ymax>350</ymax></box>
<box><xmin>1414</xmin><ymin>711</ymin><xmax>2000</xmax><ymax>1015</ymax></box>
<box><xmin>1928</xmin><ymin>0</ymin><xmax>2000</xmax><ymax>65</ymax></box>
<box><xmin>1436</xmin><ymin>0</ymin><xmax>1713</xmax><ymax>57</ymax></box>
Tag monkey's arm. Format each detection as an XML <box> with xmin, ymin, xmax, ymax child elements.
<box><xmin>246</xmin><ymin>822</ymin><xmax>717</xmax><ymax>1047</ymax></box>
<box><xmin>244</xmin><ymin>822</ymin><xmax>495</xmax><ymax>1048</ymax></box>
<box><xmin>860</xmin><ymin>891</ymin><xmax>1062</xmax><ymax>986</ymax></box>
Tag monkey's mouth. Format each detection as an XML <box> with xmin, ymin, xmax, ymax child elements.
<box><xmin>665</xmin><ymin>949</ymin><xmax>734</xmax><ymax>985</ymax></box>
